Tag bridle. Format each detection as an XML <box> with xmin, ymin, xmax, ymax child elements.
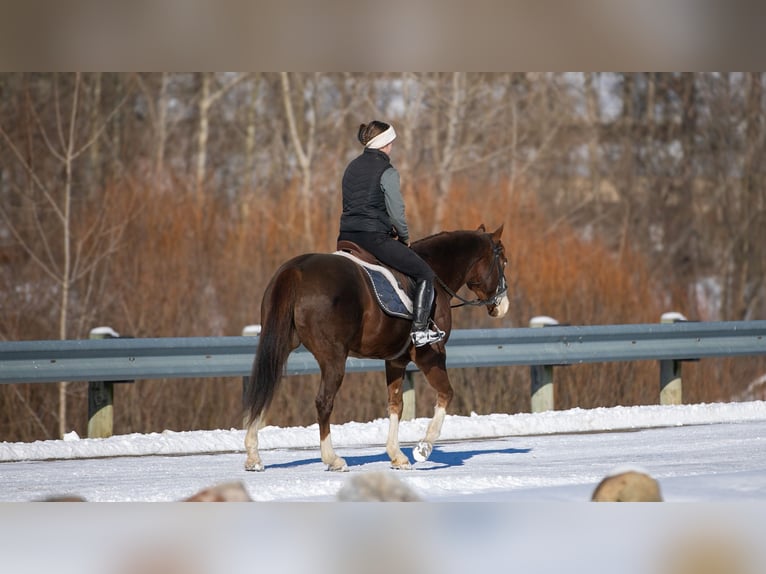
<box><xmin>435</xmin><ymin>241</ymin><xmax>508</xmax><ymax>309</ymax></box>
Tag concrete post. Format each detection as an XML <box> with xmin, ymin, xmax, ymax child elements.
<box><xmin>529</xmin><ymin>316</ymin><xmax>558</xmax><ymax>413</ymax></box>
<box><xmin>401</xmin><ymin>371</ymin><xmax>415</xmax><ymax>421</ymax></box>
<box><xmin>659</xmin><ymin>312</ymin><xmax>686</xmax><ymax>405</ymax></box>
<box><xmin>87</xmin><ymin>326</ymin><xmax>120</xmax><ymax>438</ymax></box>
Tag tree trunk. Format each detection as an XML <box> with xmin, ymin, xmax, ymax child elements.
<box><xmin>57</xmin><ymin>73</ymin><xmax>81</xmax><ymax>438</ymax></box>
<box><xmin>195</xmin><ymin>72</ymin><xmax>211</xmax><ymax>200</ymax></box>
<box><xmin>280</xmin><ymin>72</ymin><xmax>314</xmax><ymax>246</ymax></box>
<box><xmin>732</xmin><ymin>73</ymin><xmax>764</xmax><ymax>319</ymax></box>
<box><xmin>432</xmin><ymin>72</ymin><xmax>463</xmax><ymax>232</ymax></box>
<box><xmin>584</xmin><ymin>73</ymin><xmax>602</xmax><ymax>212</ymax></box>
<box><xmin>617</xmin><ymin>73</ymin><xmax>636</xmax><ymax>259</ymax></box>
<box><xmin>399</xmin><ymin>72</ymin><xmax>424</xmax><ymax>230</ymax></box>
<box><xmin>155</xmin><ymin>72</ymin><xmax>169</xmax><ymax>177</ymax></box>
<box><xmin>244</xmin><ymin>73</ymin><xmax>260</xmax><ymax>191</ymax></box>
<box><xmin>88</xmin><ymin>72</ymin><xmax>102</xmax><ymax>197</ymax></box>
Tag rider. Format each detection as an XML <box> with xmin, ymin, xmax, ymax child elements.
<box><xmin>338</xmin><ymin>120</ymin><xmax>445</xmax><ymax>347</ymax></box>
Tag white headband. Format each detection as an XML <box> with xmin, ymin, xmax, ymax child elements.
<box><xmin>365</xmin><ymin>126</ymin><xmax>396</xmax><ymax>149</ymax></box>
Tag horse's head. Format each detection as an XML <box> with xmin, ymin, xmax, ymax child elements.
<box><xmin>466</xmin><ymin>224</ymin><xmax>509</xmax><ymax>318</ymax></box>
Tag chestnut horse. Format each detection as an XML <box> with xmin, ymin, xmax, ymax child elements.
<box><xmin>244</xmin><ymin>224</ymin><xmax>509</xmax><ymax>471</ymax></box>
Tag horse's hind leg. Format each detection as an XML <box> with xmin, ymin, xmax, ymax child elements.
<box><xmin>385</xmin><ymin>360</ymin><xmax>412</xmax><ymax>470</ymax></box>
<box><xmin>244</xmin><ymin>415</ymin><xmax>264</xmax><ymax>471</ymax></box>
<box><xmin>316</xmin><ymin>357</ymin><xmax>349</xmax><ymax>472</ymax></box>
<box><xmin>413</xmin><ymin>350</ymin><xmax>453</xmax><ymax>462</ymax></box>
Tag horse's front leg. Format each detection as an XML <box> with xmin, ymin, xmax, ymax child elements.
<box><xmin>316</xmin><ymin>359</ymin><xmax>348</xmax><ymax>472</ymax></box>
<box><xmin>385</xmin><ymin>360</ymin><xmax>412</xmax><ymax>470</ymax></box>
<box><xmin>412</xmin><ymin>348</ymin><xmax>453</xmax><ymax>463</ymax></box>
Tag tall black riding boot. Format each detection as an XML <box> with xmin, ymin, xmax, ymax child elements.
<box><xmin>410</xmin><ymin>279</ymin><xmax>445</xmax><ymax>347</ymax></box>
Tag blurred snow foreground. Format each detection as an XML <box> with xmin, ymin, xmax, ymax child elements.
<box><xmin>29</xmin><ymin>473</ymin><xmax>763</xmax><ymax>574</ymax></box>
<box><xmin>43</xmin><ymin>468</ymin><xmax>662</xmax><ymax>503</ymax></box>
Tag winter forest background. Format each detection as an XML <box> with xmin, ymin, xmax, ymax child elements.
<box><xmin>1</xmin><ymin>72</ymin><xmax>765</xmax><ymax>442</ymax></box>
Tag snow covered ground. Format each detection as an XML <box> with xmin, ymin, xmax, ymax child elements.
<box><xmin>2</xmin><ymin>401</ymin><xmax>766</xmax><ymax>574</ymax></box>
<box><xmin>2</xmin><ymin>400</ymin><xmax>765</xmax><ymax>502</ymax></box>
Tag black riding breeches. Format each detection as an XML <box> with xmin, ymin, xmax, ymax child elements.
<box><xmin>337</xmin><ymin>231</ymin><xmax>435</xmax><ymax>282</ymax></box>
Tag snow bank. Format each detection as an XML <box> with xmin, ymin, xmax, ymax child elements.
<box><xmin>2</xmin><ymin>401</ymin><xmax>764</xmax><ymax>463</ymax></box>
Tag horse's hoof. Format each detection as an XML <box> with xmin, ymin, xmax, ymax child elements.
<box><xmin>245</xmin><ymin>458</ymin><xmax>265</xmax><ymax>472</ymax></box>
<box><xmin>390</xmin><ymin>461</ymin><xmax>412</xmax><ymax>471</ymax></box>
<box><xmin>327</xmin><ymin>458</ymin><xmax>349</xmax><ymax>472</ymax></box>
<box><xmin>413</xmin><ymin>441</ymin><xmax>433</xmax><ymax>462</ymax></box>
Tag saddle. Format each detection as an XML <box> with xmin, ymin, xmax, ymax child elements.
<box><xmin>335</xmin><ymin>240</ymin><xmax>415</xmax><ymax>319</ymax></box>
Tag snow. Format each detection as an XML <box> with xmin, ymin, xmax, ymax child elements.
<box><xmin>529</xmin><ymin>315</ymin><xmax>559</xmax><ymax>326</ymax></box>
<box><xmin>1</xmin><ymin>401</ymin><xmax>765</xmax><ymax>501</ymax></box>
<box><xmin>88</xmin><ymin>325</ymin><xmax>121</xmax><ymax>338</ymax></box>
<box><xmin>2</xmin><ymin>401</ymin><xmax>766</xmax><ymax>573</ymax></box>
<box><xmin>660</xmin><ymin>311</ymin><xmax>688</xmax><ymax>322</ymax></box>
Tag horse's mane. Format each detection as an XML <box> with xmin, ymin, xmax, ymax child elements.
<box><xmin>411</xmin><ymin>228</ymin><xmax>489</xmax><ymax>265</ymax></box>
<box><xmin>411</xmin><ymin>228</ymin><xmax>482</xmax><ymax>247</ymax></box>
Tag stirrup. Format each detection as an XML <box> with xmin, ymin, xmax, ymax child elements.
<box><xmin>410</xmin><ymin>323</ymin><xmax>445</xmax><ymax>347</ymax></box>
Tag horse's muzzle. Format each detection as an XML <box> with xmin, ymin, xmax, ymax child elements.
<box><xmin>487</xmin><ymin>275</ymin><xmax>509</xmax><ymax>317</ymax></box>
<box><xmin>489</xmin><ymin>293</ymin><xmax>510</xmax><ymax>317</ymax></box>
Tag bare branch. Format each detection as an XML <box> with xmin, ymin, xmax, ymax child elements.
<box><xmin>11</xmin><ymin>386</ymin><xmax>50</xmax><ymax>439</ymax></box>
<box><xmin>0</xmin><ymin>203</ymin><xmax>60</xmax><ymax>282</ymax></box>
<box><xmin>53</xmin><ymin>74</ymin><xmax>67</xmax><ymax>153</ymax></box>
<box><xmin>280</xmin><ymin>72</ymin><xmax>310</xmax><ymax>170</ymax></box>
<box><xmin>0</xmin><ymin>123</ymin><xmax>65</xmax><ymax>221</ymax></box>
<box><xmin>206</xmin><ymin>72</ymin><xmax>250</xmax><ymax>107</ymax></box>
<box><xmin>71</xmin><ymin>90</ymin><xmax>129</xmax><ymax>160</ymax></box>
<box><xmin>66</xmin><ymin>72</ymin><xmax>81</xmax><ymax>161</ymax></box>
<box><xmin>29</xmin><ymin>92</ymin><xmax>66</xmax><ymax>164</ymax></box>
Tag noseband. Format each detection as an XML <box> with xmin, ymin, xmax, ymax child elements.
<box><xmin>435</xmin><ymin>241</ymin><xmax>508</xmax><ymax>309</ymax></box>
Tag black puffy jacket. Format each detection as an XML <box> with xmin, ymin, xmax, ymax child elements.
<box><xmin>339</xmin><ymin>148</ymin><xmax>393</xmax><ymax>234</ymax></box>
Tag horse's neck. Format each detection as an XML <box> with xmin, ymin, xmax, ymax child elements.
<box><xmin>416</xmin><ymin>231</ymin><xmax>481</xmax><ymax>289</ymax></box>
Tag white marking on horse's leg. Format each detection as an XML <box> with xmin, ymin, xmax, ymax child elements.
<box><xmin>386</xmin><ymin>413</ymin><xmax>411</xmax><ymax>469</ymax></box>
<box><xmin>424</xmin><ymin>405</ymin><xmax>446</xmax><ymax>444</ymax></box>
<box><xmin>413</xmin><ymin>405</ymin><xmax>447</xmax><ymax>463</ymax></box>
<box><xmin>244</xmin><ymin>416</ymin><xmax>264</xmax><ymax>472</ymax></box>
<box><xmin>320</xmin><ymin>434</ymin><xmax>348</xmax><ymax>472</ymax></box>
<box><xmin>492</xmin><ymin>294</ymin><xmax>510</xmax><ymax>318</ymax></box>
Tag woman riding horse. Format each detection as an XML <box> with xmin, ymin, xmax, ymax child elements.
<box><xmin>244</xmin><ymin>223</ymin><xmax>510</xmax><ymax>472</ymax></box>
<box><xmin>338</xmin><ymin>120</ymin><xmax>444</xmax><ymax>347</ymax></box>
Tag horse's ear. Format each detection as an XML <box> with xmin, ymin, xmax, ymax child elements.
<box><xmin>477</xmin><ymin>224</ymin><xmax>486</xmax><ymax>232</ymax></box>
<box><xmin>491</xmin><ymin>223</ymin><xmax>504</xmax><ymax>239</ymax></box>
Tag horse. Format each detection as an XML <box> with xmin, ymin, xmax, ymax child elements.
<box><xmin>244</xmin><ymin>224</ymin><xmax>509</xmax><ymax>472</ymax></box>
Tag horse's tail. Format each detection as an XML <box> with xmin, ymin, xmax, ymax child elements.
<box><xmin>244</xmin><ymin>266</ymin><xmax>299</xmax><ymax>425</ymax></box>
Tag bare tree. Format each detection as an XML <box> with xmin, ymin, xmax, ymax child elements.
<box><xmin>724</xmin><ymin>73</ymin><xmax>765</xmax><ymax>320</ymax></box>
<box><xmin>280</xmin><ymin>71</ymin><xmax>317</xmax><ymax>245</ymax></box>
<box><xmin>430</xmin><ymin>72</ymin><xmax>465</xmax><ymax>231</ymax></box>
<box><xmin>0</xmin><ymin>73</ymin><xmax>127</xmax><ymax>436</ymax></box>
<box><xmin>156</xmin><ymin>72</ymin><xmax>170</xmax><ymax>177</ymax></box>
<box><xmin>584</xmin><ymin>73</ymin><xmax>603</xmax><ymax>213</ymax></box>
<box><xmin>243</xmin><ymin>73</ymin><xmax>262</xmax><ymax>190</ymax></box>
<box><xmin>194</xmin><ymin>72</ymin><xmax>249</xmax><ymax>198</ymax></box>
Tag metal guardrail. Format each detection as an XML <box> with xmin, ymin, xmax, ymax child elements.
<box><xmin>1</xmin><ymin>321</ymin><xmax>765</xmax><ymax>437</ymax></box>
<box><xmin>2</xmin><ymin>321</ymin><xmax>765</xmax><ymax>384</ymax></box>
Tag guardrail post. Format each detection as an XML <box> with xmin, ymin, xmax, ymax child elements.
<box><xmin>241</xmin><ymin>325</ymin><xmax>261</xmax><ymax>417</ymax></box>
<box><xmin>659</xmin><ymin>312</ymin><xmax>687</xmax><ymax>405</ymax></box>
<box><xmin>529</xmin><ymin>316</ymin><xmax>558</xmax><ymax>412</ymax></box>
<box><xmin>402</xmin><ymin>371</ymin><xmax>415</xmax><ymax>421</ymax></box>
<box><xmin>87</xmin><ymin>326</ymin><xmax>120</xmax><ymax>438</ymax></box>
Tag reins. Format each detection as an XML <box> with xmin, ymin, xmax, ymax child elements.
<box><xmin>435</xmin><ymin>275</ymin><xmax>487</xmax><ymax>308</ymax></box>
